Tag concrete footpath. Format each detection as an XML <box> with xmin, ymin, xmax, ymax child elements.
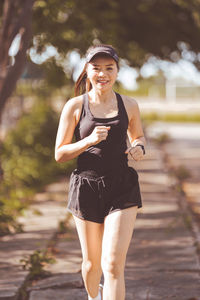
<box><xmin>1</xmin><ymin>140</ymin><xmax>200</xmax><ymax>300</ymax></box>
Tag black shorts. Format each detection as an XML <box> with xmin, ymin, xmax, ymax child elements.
<box><xmin>67</xmin><ymin>166</ymin><xmax>142</xmax><ymax>224</ymax></box>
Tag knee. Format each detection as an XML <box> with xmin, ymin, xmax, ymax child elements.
<box><xmin>82</xmin><ymin>259</ymin><xmax>101</xmax><ymax>274</ymax></box>
<box><xmin>101</xmin><ymin>257</ymin><xmax>124</xmax><ymax>279</ymax></box>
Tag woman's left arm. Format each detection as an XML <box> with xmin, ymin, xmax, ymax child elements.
<box><xmin>124</xmin><ymin>96</ymin><xmax>146</xmax><ymax>161</ymax></box>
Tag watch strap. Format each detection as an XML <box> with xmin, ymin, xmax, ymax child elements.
<box><xmin>135</xmin><ymin>144</ymin><xmax>145</xmax><ymax>155</ymax></box>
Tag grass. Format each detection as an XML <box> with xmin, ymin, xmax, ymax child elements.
<box><xmin>141</xmin><ymin>112</ymin><xmax>200</xmax><ymax>123</ymax></box>
<box><xmin>20</xmin><ymin>249</ymin><xmax>56</xmax><ymax>280</ymax></box>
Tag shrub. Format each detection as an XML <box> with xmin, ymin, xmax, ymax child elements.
<box><xmin>1</xmin><ymin>100</ymin><xmax>73</xmax><ymax>189</ymax></box>
<box><xmin>152</xmin><ymin>132</ymin><xmax>171</xmax><ymax>145</ymax></box>
<box><xmin>173</xmin><ymin>165</ymin><xmax>191</xmax><ymax>181</ymax></box>
<box><xmin>0</xmin><ymin>99</ymin><xmax>75</xmax><ymax>234</ymax></box>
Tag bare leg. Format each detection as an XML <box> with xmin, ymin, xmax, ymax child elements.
<box><xmin>101</xmin><ymin>206</ymin><xmax>138</xmax><ymax>300</ymax></box>
<box><xmin>73</xmin><ymin>216</ymin><xmax>104</xmax><ymax>298</ymax></box>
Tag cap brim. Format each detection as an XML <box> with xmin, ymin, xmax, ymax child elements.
<box><xmin>86</xmin><ymin>50</ymin><xmax>119</xmax><ymax>63</ymax></box>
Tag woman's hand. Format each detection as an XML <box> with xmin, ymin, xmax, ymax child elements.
<box><xmin>88</xmin><ymin>126</ymin><xmax>111</xmax><ymax>145</ymax></box>
<box><xmin>125</xmin><ymin>145</ymin><xmax>145</xmax><ymax>161</ymax></box>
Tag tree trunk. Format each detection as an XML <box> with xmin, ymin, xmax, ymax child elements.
<box><xmin>0</xmin><ymin>0</ymin><xmax>35</xmax><ymax>122</ymax></box>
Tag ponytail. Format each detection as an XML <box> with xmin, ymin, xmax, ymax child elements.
<box><xmin>74</xmin><ymin>63</ymin><xmax>92</xmax><ymax>96</ymax></box>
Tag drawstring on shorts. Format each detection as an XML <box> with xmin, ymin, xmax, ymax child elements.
<box><xmin>83</xmin><ymin>175</ymin><xmax>106</xmax><ymax>198</ymax></box>
<box><xmin>97</xmin><ymin>176</ymin><xmax>106</xmax><ymax>199</ymax></box>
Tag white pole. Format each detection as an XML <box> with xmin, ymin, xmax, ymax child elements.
<box><xmin>166</xmin><ymin>79</ymin><xmax>176</xmax><ymax>103</ymax></box>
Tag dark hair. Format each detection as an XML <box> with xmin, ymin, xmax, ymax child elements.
<box><xmin>74</xmin><ymin>44</ymin><xmax>119</xmax><ymax>96</ymax></box>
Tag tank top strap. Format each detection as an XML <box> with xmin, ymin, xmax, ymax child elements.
<box><xmin>115</xmin><ymin>92</ymin><xmax>129</xmax><ymax>123</ymax></box>
<box><xmin>82</xmin><ymin>93</ymin><xmax>87</xmax><ymax>111</ymax></box>
<box><xmin>79</xmin><ymin>93</ymin><xmax>88</xmax><ymax>119</ymax></box>
<box><xmin>84</xmin><ymin>93</ymin><xmax>91</xmax><ymax>115</ymax></box>
<box><xmin>82</xmin><ymin>92</ymin><xmax>128</xmax><ymax>123</ymax></box>
<box><xmin>74</xmin><ymin>94</ymin><xmax>87</xmax><ymax>138</ymax></box>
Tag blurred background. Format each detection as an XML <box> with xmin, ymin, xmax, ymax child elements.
<box><xmin>0</xmin><ymin>0</ymin><xmax>200</xmax><ymax>256</ymax></box>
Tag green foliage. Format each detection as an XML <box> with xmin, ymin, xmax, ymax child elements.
<box><xmin>2</xmin><ymin>0</ymin><xmax>200</xmax><ymax>116</ymax></box>
<box><xmin>0</xmin><ymin>209</ymin><xmax>24</xmax><ymax>236</ymax></box>
<box><xmin>32</xmin><ymin>0</ymin><xmax>200</xmax><ymax>76</ymax></box>
<box><xmin>20</xmin><ymin>249</ymin><xmax>56</xmax><ymax>279</ymax></box>
<box><xmin>141</xmin><ymin>112</ymin><xmax>200</xmax><ymax>123</ymax></box>
<box><xmin>152</xmin><ymin>133</ymin><xmax>171</xmax><ymax>145</ymax></box>
<box><xmin>1</xmin><ymin>100</ymin><xmax>71</xmax><ymax>189</ymax></box>
<box><xmin>0</xmin><ymin>183</ymin><xmax>32</xmax><ymax>235</ymax></box>
<box><xmin>0</xmin><ymin>99</ymin><xmax>76</xmax><ymax>234</ymax></box>
<box><xmin>173</xmin><ymin>165</ymin><xmax>191</xmax><ymax>181</ymax></box>
<box><xmin>57</xmin><ymin>213</ymin><xmax>72</xmax><ymax>234</ymax></box>
<box><xmin>182</xmin><ymin>213</ymin><xmax>192</xmax><ymax>230</ymax></box>
<box><xmin>42</xmin><ymin>57</ymin><xmax>71</xmax><ymax>88</ymax></box>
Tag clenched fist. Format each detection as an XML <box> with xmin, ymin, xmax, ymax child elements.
<box><xmin>125</xmin><ymin>145</ymin><xmax>145</xmax><ymax>161</ymax></box>
<box><xmin>88</xmin><ymin>126</ymin><xmax>111</xmax><ymax>145</ymax></box>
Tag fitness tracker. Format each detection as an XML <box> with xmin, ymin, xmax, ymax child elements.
<box><xmin>135</xmin><ymin>144</ymin><xmax>145</xmax><ymax>155</ymax></box>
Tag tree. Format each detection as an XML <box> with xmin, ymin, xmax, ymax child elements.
<box><xmin>61</xmin><ymin>0</ymin><xmax>200</xmax><ymax>68</ymax></box>
<box><xmin>1</xmin><ymin>0</ymin><xmax>200</xmax><ymax>118</ymax></box>
<box><xmin>0</xmin><ymin>0</ymin><xmax>35</xmax><ymax>121</ymax></box>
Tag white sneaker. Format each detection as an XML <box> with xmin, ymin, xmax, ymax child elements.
<box><xmin>88</xmin><ymin>284</ymin><xmax>103</xmax><ymax>300</ymax></box>
<box><xmin>99</xmin><ymin>284</ymin><xmax>103</xmax><ymax>299</ymax></box>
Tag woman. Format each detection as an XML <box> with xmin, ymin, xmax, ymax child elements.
<box><xmin>55</xmin><ymin>44</ymin><xmax>146</xmax><ymax>300</ymax></box>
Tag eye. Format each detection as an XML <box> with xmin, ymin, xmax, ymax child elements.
<box><xmin>107</xmin><ymin>67</ymin><xmax>113</xmax><ymax>71</ymax></box>
<box><xmin>93</xmin><ymin>67</ymin><xmax>99</xmax><ymax>71</ymax></box>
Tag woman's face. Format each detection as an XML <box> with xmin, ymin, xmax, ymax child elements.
<box><xmin>86</xmin><ymin>56</ymin><xmax>118</xmax><ymax>92</ymax></box>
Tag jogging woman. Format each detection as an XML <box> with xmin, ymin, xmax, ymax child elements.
<box><xmin>55</xmin><ymin>44</ymin><xmax>146</xmax><ymax>300</ymax></box>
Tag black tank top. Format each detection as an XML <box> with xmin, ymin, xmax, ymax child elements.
<box><xmin>74</xmin><ymin>92</ymin><xmax>129</xmax><ymax>175</ymax></box>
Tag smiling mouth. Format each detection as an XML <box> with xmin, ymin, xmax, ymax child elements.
<box><xmin>97</xmin><ymin>80</ymin><xmax>109</xmax><ymax>84</ymax></box>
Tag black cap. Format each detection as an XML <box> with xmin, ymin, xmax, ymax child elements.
<box><xmin>86</xmin><ymin>45</ymin><xmax>119</xmax><ymax>63</ymax></box>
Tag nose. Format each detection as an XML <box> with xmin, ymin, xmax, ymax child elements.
<box><xmin>99</xmin><ymin>70</ymin><xmax>106</xmax><ymax>77</ymax></box>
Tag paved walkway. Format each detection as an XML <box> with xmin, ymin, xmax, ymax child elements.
<box><xmin>164</xmin><ymin>137</ymin><xmax>200</xmax><ymax>228</ymax></box>
<box><xmin>0</xmin><ymin>140</ymin><xmax>200</xmax><ymax>299</ymax></box>
<box><xmin>125</xmin><ymin>143</ymin><xmax>200</xmax><ymax>299</ymax></box>
<box><xmin>147</xmin><ymin>121</ymin><xmax>200</xmax><ymax>236</ymax></box>
<box><xmin>0</xmin><ymin>180</ymin><xmax>69</xmax><ymax>299</ymax></box>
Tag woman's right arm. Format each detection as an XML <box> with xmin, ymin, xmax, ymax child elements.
<box><xmin>55</xmin><ymin>97</ymin><xmax>92</xmax><ymax>163</ymax></box>
<box><xmin>55</xmin><ymin>97</ymin><xmax>110</xmax><ymax>163</ymax></box>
